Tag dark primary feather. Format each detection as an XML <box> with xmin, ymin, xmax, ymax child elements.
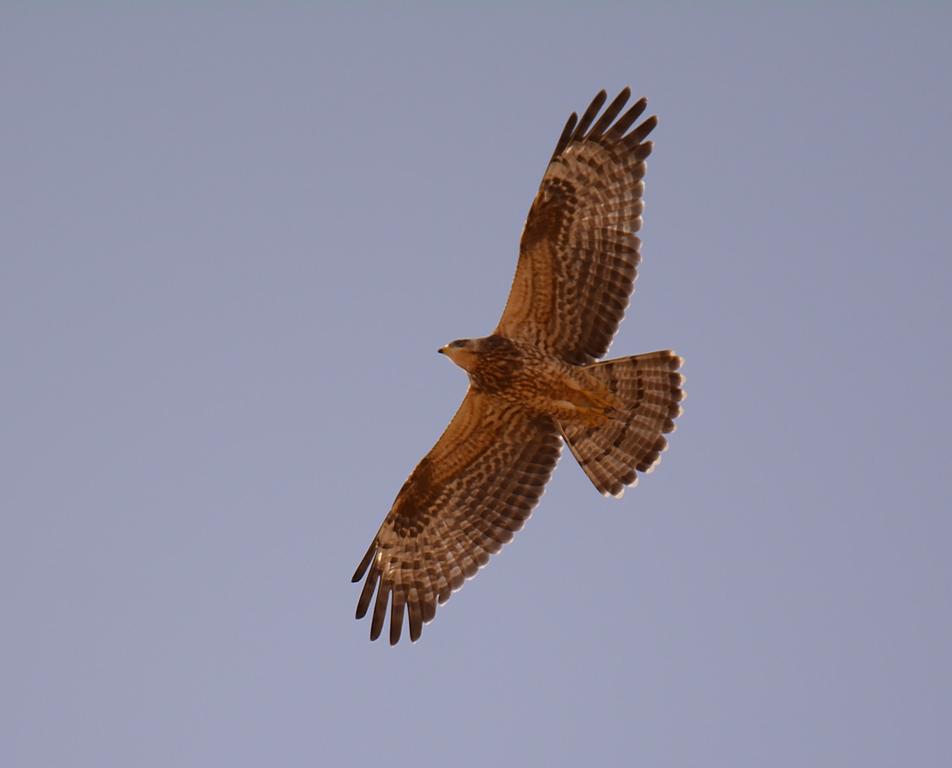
<box><xmin>550</xmin><ymin>113</ymin><xmax>578</xmax><ymax>163</ymax></box>
<box><xmin>571</xmin><ymin>89</ymin><xmax>607</xmax><ymax>140</ymax></box>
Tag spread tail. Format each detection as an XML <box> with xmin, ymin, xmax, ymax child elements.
<box><xmin>561</xmin><ymin>350</ymin><xmax>684</xmax><ymax>497</ymax></box>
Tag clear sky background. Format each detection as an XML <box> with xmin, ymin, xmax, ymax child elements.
<box><xmin>3</xmin><ymin>4</ymin><xmax>950</xmax><ymax>767</ymax></box>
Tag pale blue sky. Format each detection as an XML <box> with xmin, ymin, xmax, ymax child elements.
<box><xmin>2</xmin><ymin>5</ymin><xmax>950</xmax><ymax>767</ymax></box>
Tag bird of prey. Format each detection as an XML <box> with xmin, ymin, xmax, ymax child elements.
<box><xmin>353</xmin><ymin>87</ymin><xmax>684</xmax><ymax>644</ymax></box>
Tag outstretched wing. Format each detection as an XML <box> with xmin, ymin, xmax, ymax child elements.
<box><xmin>352</xmin><ymin>390</ymin><xmax>562</xmax><ymax>644</ymax></box>
<box><xmin>496</xmin><ymin>88</ymin><xmax>657</xmax><ymax>365</ymax></box>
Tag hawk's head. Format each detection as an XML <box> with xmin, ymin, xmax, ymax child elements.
<box><xmin>438</xmin><ymin>338</ymin><xmax>480</xmax><ymax>372</ymax></box>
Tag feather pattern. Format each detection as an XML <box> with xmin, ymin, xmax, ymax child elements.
<box><xmin>352</xmin><ymin>391</ymin><xmax>562</xmax><ymax>644</ymax></box>
<box><xmin>496</xmin><ymin>88</ymin><xmax>657</xmax><ymax>365</ymax></box>
<box><xmin>561</xmin><ymin>351</ymin><xmax>684</xmax><ymax>497</ymax></box>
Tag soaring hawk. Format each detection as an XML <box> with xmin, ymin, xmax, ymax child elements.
<box><xmin>353</xmin><ymin>88</ymin><xmax>685</xmax><ymax>644</ymax></box>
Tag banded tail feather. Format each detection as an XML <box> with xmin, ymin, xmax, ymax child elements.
<box><xmin>561</xmin><ymin>351</ymin><xmax>684</xmax><ymax>497</ymax></box>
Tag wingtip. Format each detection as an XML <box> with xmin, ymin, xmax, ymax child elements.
<box><xmin>639</xmin><ymin>115</ymin><xmax>660</xmax><ymax>136</ymax></box>
<box><xmin>573</xmin><ymin>90</ymin><xmax>609</xmax><ymax>140</ymax></box>
<box><xmin>389</xmin><ymin>624</ymin><xmax>401</xmax><ymax>645</ymax></box>
<box><xmin>352</xmin><ymin>540</ymin><xmax>376</xmax><ymax>582</ymax></box>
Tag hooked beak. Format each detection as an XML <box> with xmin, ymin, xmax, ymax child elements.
<box><xmin>438</xmin><ymin>346</ymin><xmax>446</xmax><ymax>355</ymax></box>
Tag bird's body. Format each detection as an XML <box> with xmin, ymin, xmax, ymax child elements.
<box><xmin>352</xmin><ymin>88</ymin><xmax>685</xmax><ymax>644</ymax></box>
<box><xmin>443</xmin><ymin>334</ymin><xmax>622</xmax><ymax>425</ymax></box>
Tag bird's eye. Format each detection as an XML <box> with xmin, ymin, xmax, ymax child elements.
<box><xmin>452</xmin><ymin>340</ymin><xmax>465</xmax><ymax>348</ymax></box>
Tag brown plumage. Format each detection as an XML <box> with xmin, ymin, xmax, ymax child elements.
<box><xmin>352</xmin><ymin>88</ymin><xmax>685</xmax><ymax>644</ymax></box>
